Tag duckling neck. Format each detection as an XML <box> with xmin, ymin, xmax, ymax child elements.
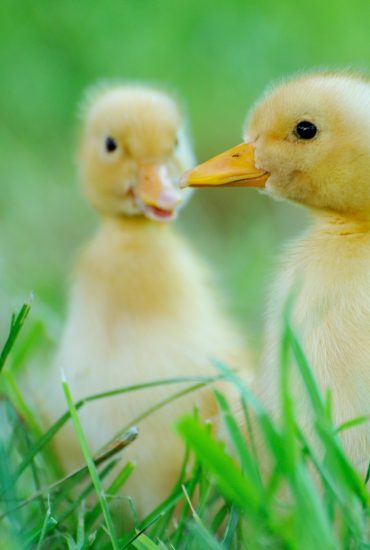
<box><xmin>76</xmin><ymin>213</ymin><xmax>198</xmax><ymax>321</ymax></box>
<box><xmin>101</xmin><ymin>214</ymin><xmax>171</xmax><ymax>234</ymax></box>
<box><xmin>312</xmin><ymin>211</ymin><xmax>370</xmax><ymax>237</ymax></box>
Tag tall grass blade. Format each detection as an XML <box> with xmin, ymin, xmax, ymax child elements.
<box><xmin>0</xmin><ymin>299</ymin><xmax>32</xmax><ymax>373</ymax></box>
<box><xmin>214</xmin><ymin>390</ymin><xmax>262</xmax><ymax>487</ymax></box>
<box><xmin>177</xmin><ymin>415</ymin><xmax>261</xmax><ymax>514</ymax></box>
<box><xmin>62</xmin><ymin>375</ymin><xmax>120</xmax><ymax>550</ymax></box>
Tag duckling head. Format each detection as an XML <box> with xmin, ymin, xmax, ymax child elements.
<box><xmin>79</xmin><ymin>84</ymin><xmax>194</xmax><ymax>222</ymax></box>
<box><xmin>183</xmin><ymin>73</ymin><xmax>370</xmax><ymax>219</ymax></box>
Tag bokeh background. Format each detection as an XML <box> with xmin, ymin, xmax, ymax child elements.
<box><xmin>0</xmin><ymin>0</ymin><xmax>369</xmax><ymax>350</ymax></box>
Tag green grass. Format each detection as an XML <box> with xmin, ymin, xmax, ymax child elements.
<box><xmin>0</xmin><ymin>301</ymin><xmax>368</xmax><ymax>549</ymax></box>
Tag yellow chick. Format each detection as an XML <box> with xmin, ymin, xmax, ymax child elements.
<box><xmin>183</xmin><ymin>72</ymin><xmax>370</xmax><ymax>476</ymax></box>
<box><xmin>42</xmin><ymin>84</ymin><xmax>248</xmax><ymax>516</ymax></box>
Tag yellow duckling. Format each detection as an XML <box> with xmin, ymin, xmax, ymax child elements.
<box><xmin>183</xmin><ymin>72</ymin><xmax>370</xmax><ymax>475</ymax></box>
<box><xmin>42</xmin><ymin>84</ymin><xmax>247</xmax><ymax>515</ymax></box>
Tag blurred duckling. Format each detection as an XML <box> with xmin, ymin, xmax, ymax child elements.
<box><xmin>43</xmin><ymin>84</ymin><xmax>248</xmax><ymax>515</ymax></box>
<box><xmin>183</xmin><ymin>72</ymin><xmax>370</xmax><ymax>475</ymax></box>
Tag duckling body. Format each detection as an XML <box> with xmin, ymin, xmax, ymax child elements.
<box><xmin>259</xmin><ymin>216</ymin><xmax>370</xmax><ymax>473</ymax></box>
<box><xmin>55</xmin><ymin>216</ymin><xmax>244</xmax><ymax>511</ymax></box>
<box><xmin>184</xmin><ymin>73</ymin><xmax>370</xmax><ymax>474</ymax></box>
<box><xmin>43</xmin><ymin>85</ymin><xmax>247</xmax><ymax>515</ymax></box>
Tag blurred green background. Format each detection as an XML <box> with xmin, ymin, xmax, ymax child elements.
<box><xmin>0</xmin><ymin>0</ymin><xmax>369</xmax><ymax>345</ymax></box>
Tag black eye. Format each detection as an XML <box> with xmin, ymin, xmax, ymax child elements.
<box><xmin>105</xmin><ymin>136</ymin><xmax>118</xmax><ymax>152</ymax></box>
<box><xmin>295</xmin><ymin>121</ymin><xmax>318</xmax><ymax>140</ymax></box>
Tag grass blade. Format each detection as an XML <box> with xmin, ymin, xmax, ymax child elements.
<box><xmin>0</xmin><ymin>299</ymin><xmax>32</xmax><ymax>374</ymax></box>
<box><xmin>132</xmin><ymin>533</ymin><xmax>161</xmax><ymax>549</ymax></box>
<box><xmin>62</xmin><ymin>374</ymin><xmax>120</xmax><ymax>550</ymax></box>
<box><xmin>337</xmin><ymin>415</ymin><xmax>370</xmax><ymax>434</ymax></box>
<box><xmin>86</xmin><ymin>460</ymin><xmax>136</xmax><ymax>527</ymax></box>
<box><xmin>286</xmin><ymin>323</ymin><xmax>325</xmax><ymax>416</ymax></box>
<box><xmin>177</xmin><ymin>415</ymin><xmax>261</xmax><ymax>514</ymax></box>
<box><xmin>35</xmin><ymin>497</ymin><xmax>55</xmax><ymax>550</ymax></box>
<box><xmin>214</xmin><ymin>390</ymin><xmax>262</xmax><ymax>487</ymax></box>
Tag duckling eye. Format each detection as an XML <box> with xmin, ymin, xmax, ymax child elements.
<box><xmin>295</xmin><ymin>121</ymin><xmax>318</xmax><ymax>140</ymax></box>
<box><xmin>105</xmin><ymin>136</ymin><xmax>118</xmax><ymax>152</ymax></box>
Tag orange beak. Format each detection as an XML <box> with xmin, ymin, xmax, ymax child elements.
<box><xmin>181</xmin><ymin>142</ymin><xmax>269</xmax><ymax>188</ymax></box>
<box><xmin>135</xmin><ymin>164</ymin><xmax>182</xmax><ymax>221</ymax></box>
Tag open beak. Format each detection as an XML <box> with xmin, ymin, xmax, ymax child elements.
<box><xmin>136</xmin><ymin>164</ymin><xmax>182</xmax><ymax>222</ymax></box>
<box><xmin>181</xmin><ymin>142</ymin><xmax>269</xmax><ymax>188</ymax></box>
